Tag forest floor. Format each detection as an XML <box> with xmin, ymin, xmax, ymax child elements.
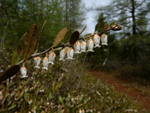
<box><xmin>89</xmin><ymin>70</ymin><xmax>150</xmax><ymax>112</ymax></box>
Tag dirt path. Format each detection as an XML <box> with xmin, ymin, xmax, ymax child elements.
<box><xmin>89</xmin><ymin>70</ymin><xmax>150</xmax><ymax>112</ymax></box>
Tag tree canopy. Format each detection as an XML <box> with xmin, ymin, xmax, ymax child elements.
<box><xmin>0</xmin><ymin>0</ymin><xmax>85</xmax><ymax>51</ymax></box>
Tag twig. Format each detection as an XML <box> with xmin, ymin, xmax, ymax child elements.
<box><xmin>80</xmin><ymin>27</ymin><xmax>111</xmax><ymax>40</ymax></box>
<box><xmin>79</xmin><ymin>25</ymin><xmax>87</xmax><ymax>34</ymax></box>
<box><xmin>17</xmin><ymin>25</ymin><xmax>120</xmax><ymax>66</ymax></box>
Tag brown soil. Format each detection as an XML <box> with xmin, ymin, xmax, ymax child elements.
<box><xmin>89</xmin><ymin>70</ymin><xmax>150</xmax><ymax>112</ymax></box>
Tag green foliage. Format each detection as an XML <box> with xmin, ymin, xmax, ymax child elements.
<box><xmin>99</xmin><ymin>0</ymin><xmax>150</xmax><ymax>63</ymax></box>
<box><xmin>0</xmin><ymin>0</ymin><xmax>85</xmax><ymax>51</ymax></box>
<box><xmin>8</xmin><ymin>104</ymin><xmax>16</xmax><ymax>110</ymax></box>
<box><xmin>118</xmin><ymin>56</ymin><xmax>150</xmax><ymax>85</ymax></box>
<box><xmin>83</xmin><ymin>33</ymin><xmax>92</xmax><ymax>37</ymax></box>
<box><xmin>109</xmin><ymin>22</ymin><xmax>116</xmax><ymax>27</ymax></box>
<box><xmin>93</xmin><ymin>0</ymin><xmax>150</xmax><ymax>83</ymax></box>
<box><xmin>1</xmin><ymin>0</ymin><xmax>149</xmax><ymax>112</ymax></box>
<box><xmin>95</xmin><ymin>13</ymin><xmax>107</xmax><ymax>33</ymax></box>
<box><xmin>64</xmin><ymin>0</ymin><xmax>85</xmax><ymax>30</ymax></box>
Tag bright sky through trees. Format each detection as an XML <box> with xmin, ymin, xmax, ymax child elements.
<box><xmin>82</xmin><ymin>0</ymin><xmax>110</xmax><ymax>33</ymax></box>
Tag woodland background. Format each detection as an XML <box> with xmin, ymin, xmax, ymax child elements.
<box><xmin>0</xmin><ymin>0</ymin><xmax>150</xmax><ymax>112</ymax></box>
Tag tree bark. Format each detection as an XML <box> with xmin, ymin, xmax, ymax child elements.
<box><xmin>131</xmin><ymin>0</ymin><xmax>137</xmax><ymax>64</ymax></box>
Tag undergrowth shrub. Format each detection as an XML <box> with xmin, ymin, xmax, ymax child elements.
<box><xmin>117</xmin><ymin>56</ymin><xmax>150</xmax><ymax>85</ymax></box>
<box><xmin>0</xmin><ymin>50</ymin><xmax>146</xmax><ymax>112</ymax></box>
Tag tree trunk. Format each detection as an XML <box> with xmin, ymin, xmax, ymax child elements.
<box><xmin>131</xmin><ymin>0</ymin><xmax>137</xmax><ymax>64</ymax></box>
